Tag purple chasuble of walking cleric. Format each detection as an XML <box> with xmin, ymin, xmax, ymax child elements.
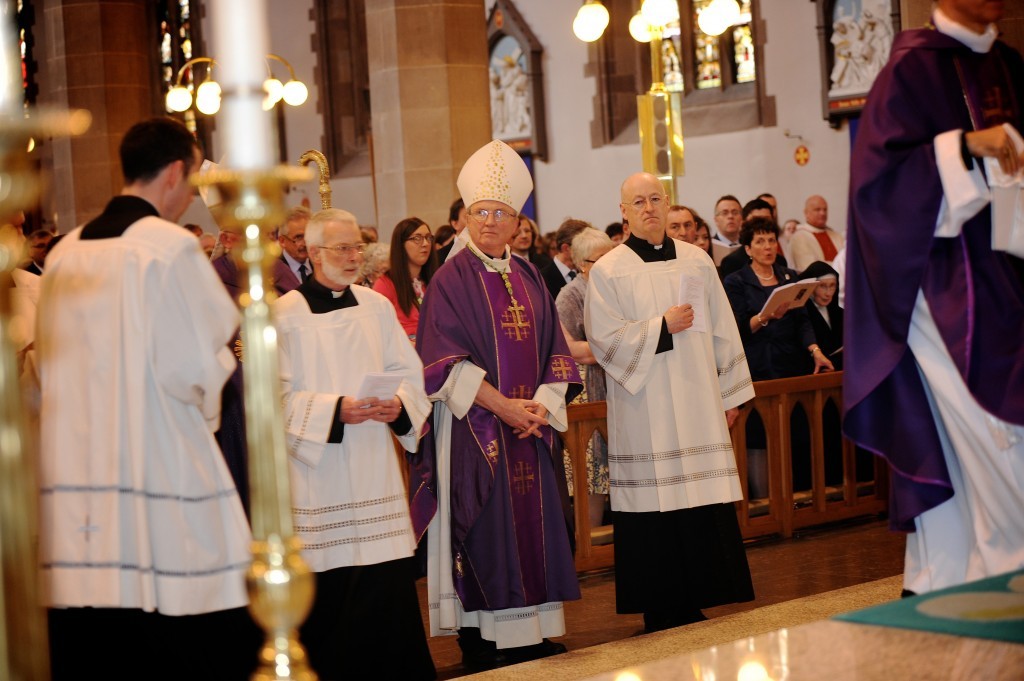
<box><xmin>844</xmin><ymin>25</ymin><xmax>1024</xmax><ymax>532</ymax></box>
<box><xmin>411</xmin><ymin>247</ymin><xmax>583</xmax><ymax>613</ymax></box>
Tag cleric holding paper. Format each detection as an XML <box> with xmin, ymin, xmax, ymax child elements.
<box><xmin>845</xmin><ymin>0</ymin><xmax>1024</xmax><ymax>595</ymax></box>
<box><xmin>412</xmin><ymin>140</ymin><xmax>583</xmax><ymax>670</ymax></box>
<box><xmin>37</xmin><ymin>117</ymin><xmax>259</xmax><ymax>677</ymax></box>
<box><xmin>271</xmin><ymin>208</ymin><xmax>435</xmax><ymax>679</ymax></box>
<box><xmin>584</xmin><ymin>172</ymin><xmax>756</xmax><ymax>633</ymax></box>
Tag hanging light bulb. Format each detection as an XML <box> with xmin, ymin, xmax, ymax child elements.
<box><xmin>195</xmin><ymin>79</ymin><xmax>222</xmax><ymax>115</ymax></box>
<box><xmin>628</xmin><ymin>12</ymin><xmax>653</xmax><ymax>43</ymax></box>
<box><xmin>165</xmin><ymin>85</ymin><xmax>193</xmax><ymax>113</ymax></box>
<box><xmin>262</xmin><ymin>77</ymin><xmax>284</xmax><ymax>110</ymax></box>
<box><xmin>572</xmin><ymin>1</ymin><xmax>610</xmax><ymax>43</ymax></box>
<box><xmin>282</xmin><ymin>79</ymin><xmax>308</xmax><ymax>107</ymax></box>
<box><xmin>640</xmin><ymin>0</ymin><xmax>680</xmax><ymax>28</ymax></box>
<box><xmin>698</xmin><ymin>0</ymin><xmax>741</xmax><ymax>37</ymax></box>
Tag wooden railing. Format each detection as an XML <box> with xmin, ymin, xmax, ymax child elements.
<box><xmin>564</xmin><ymin>371</ymin><xmax>888</xmax><ymax>573</ymax></box>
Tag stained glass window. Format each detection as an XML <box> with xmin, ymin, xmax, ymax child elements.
<box><xmin>17</xmin><ymin>0</ymin><xmax>36</xmax><ymax>108</ymax></box>
<box><xmin>692</xmin><ymin>0</ymin><xmax>721</xmax><ymax>90</ymax></box>
<box><xmin>733</xmin><ymin>24</ymin><xmax>755</xmax><ymax>83</ymax></box>
<box><xmin>158</xmin><ymin>1</ymin><xmax>195</xmax><ymax>113</ymax></box>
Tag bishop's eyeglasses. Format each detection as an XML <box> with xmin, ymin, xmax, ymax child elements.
<box><xmin>468</xmin><ymin>208</ymin><xmax>518</xmax><ymax>224</ymax></box>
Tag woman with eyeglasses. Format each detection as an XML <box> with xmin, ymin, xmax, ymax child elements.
<box><xmin>373</xmin><ymin>217</ymin><xmax>438</xmax><ymax>342</ymax></box>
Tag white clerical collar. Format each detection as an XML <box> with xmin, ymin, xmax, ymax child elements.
<box><xmin>933</xmin><ymin>8</ymin><xmax>998</xmax><ymax>54</ymax></box>
<box><xmin>467</xmin><ymin>238</ymin><xmax>511</xmax><ymax>273</ymax></box>
<box><xmin>813</xmin><ymin>301</ymin><xmax>831</xmax><ymax>327</ymax></box>
<box><xmin>331</xmin><ymin>288</ymin><xmax>347</xmax><ymax>298</ymax></box>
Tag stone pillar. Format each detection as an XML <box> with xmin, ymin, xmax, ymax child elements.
<box><xmin>365</xmin><ymin>0</ymin><xmax>491</xmax><ymax>238</ymax></box>
<box><xmin>38</xmin><ymin>0</ymin><xmax>156</xmax><ymax>230</ymax></box>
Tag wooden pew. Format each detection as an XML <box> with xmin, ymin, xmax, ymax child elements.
<box><xmin>564</xmin><ymin>371</ymin><xmax>889</xmax><ymax>573</ymax></box>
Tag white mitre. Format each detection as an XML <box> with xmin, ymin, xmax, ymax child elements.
<box><xmin>456</xmin><ymin>139</ymin><xmax>533</xmax><ymax>212</ymax></box>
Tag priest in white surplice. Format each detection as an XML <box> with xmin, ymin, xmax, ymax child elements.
<box><xmin>272</xmin><ymin>208</ymin><xmax>435</xmax><ymax>680</ymax></box>
<box><xmin>585</xmin><ymin>172</ymin><xmax>756</xmax><ymax>633</ymax></box>
<box><xmin>37</xmin><ymin>118</ymin><xmax>258</xmax><ymax>678</ymax></box>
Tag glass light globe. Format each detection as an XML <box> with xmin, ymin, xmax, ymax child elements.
<box><xmin>640</xmin><ymin>0</ymin><xmax>680</xmax><ymax>27</ymax></box>
<box><xmin>263</xmin><ymin>77</ymin><xmax>283</xmax><ymax>104</ymax></box>
<box><xmin>195</xmin><ymin>80</ymin><xmax>222</xmax><ymax>115</ymax></box>
<box><xmin>282</xmin><ymin>80</ymin><xmax>308</xmax><ymax>106</ymax></box>
<box><xmin>572</xmin><ymin>1</ymin><xmax>610</xmax><ymax>43</ymax></box>
<box><xmin>165</xmin><ymin>86</ymin><xmax>192</xmax><ymax>113</ymax></box>
<box><xmin>629</xmin><ymin>12</ymin><xmax>653</xmax><ymax>43</ymax></box>
<box><xmin>698</xmin><ymin>0</ymin><xmax>740</xmax><ymax>37</ymax></box>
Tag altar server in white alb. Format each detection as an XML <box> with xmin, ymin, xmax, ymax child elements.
<box><xmin>37</xmin><ymin>117</ymin><xmax>258</xmax><ymax>679</ymax></box>
<box><xmin>585</xmin><ymin>172</ymin><xmax>756</xmax><ymax>633</ymax></box>
<box><xmin>272</xmin><ymin>208</ymin><xmax>435</xmax><ymax>680</ymax></box>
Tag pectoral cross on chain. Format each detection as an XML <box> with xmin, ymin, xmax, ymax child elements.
<box><xmin>501</xmin><ymin>301</ymin><xmax>531</xmax><ymax>341</ymax></box>
<box><xmin>513</xmin><ymin>461</ymin><xmax>535</xmax><ymax>494</ymax></box>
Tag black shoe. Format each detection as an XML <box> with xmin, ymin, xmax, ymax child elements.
<box><xmin>522</xmin><ymin>638</ymin><xmax>567</xmax><ymax>661</ymax></box>
<box><xmin>643</xmin><ymin>609</ymin><xmax>707</xmax><ymax>633</ymax></box>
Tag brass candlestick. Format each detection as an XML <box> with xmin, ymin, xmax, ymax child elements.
<box><xmin>298</xmin><ymin>150</ymin><xmax>332</xmax><ymax>209</ymax></box>
<box><xmin>194</xmin><ymin>164</ymin><xmax>316</xmax><ymax>681</ymax></box>
<box><xmin>0</xmin><ymin>111</ymin><xmax>90</xmax><ymax>681</ymax></box>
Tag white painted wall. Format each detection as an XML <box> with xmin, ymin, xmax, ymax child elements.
<box><xmin>509</xmin><ymin>0</ymin><xmax>852</xmax><ymax>234</ymax></box>
<box><xmin>198</xmin><ymin>0</ymin><xmax>375</xmax><ymax>231</ymax></box>
<box><xmin>197</xmin><ymin>0</ymin><xmax>852</xmax><ymax>238</ymax></box>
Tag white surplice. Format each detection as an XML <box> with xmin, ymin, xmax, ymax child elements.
<box><xmin>273</xmin><ymin>285</ymin><xmax>429</xmax><ymax>572</ymax></box>
<box><xmin>37</xmin><ymin>218</ymin><xmax>251</xmax><ymax>616</ymax></box>
<box><xmin>584</xmin><ymin>240</ymin><xmax>755</xmax><ymax>513</ymax></box>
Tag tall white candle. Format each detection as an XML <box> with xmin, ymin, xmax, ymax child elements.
<box><xmin>212</xmin><ymin>0</ymin><xmax>273</xmax><ymax>169</ymax></box>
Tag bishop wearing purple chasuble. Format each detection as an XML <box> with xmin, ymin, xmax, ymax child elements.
<box><xmin>845</xmin><ymin>1</ymin><xmax>1024</xmax><ymax>594</ymax></box>
<box><xmin>411</xmin><ymin>141</ymin><xmax>582</xmax><ymax>665</ymax></box>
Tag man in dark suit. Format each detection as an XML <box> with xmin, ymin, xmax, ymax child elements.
<box><xmin>279</xmin><ymin>205</ymin><xmax>312</xmax><ymax>282</ymax></box>
<box><xmin>719</xmin><ymin>198</ymin><xmax>788</xmax><ymax>279</ymax></box>
<box><xmin>539</xmin><ymin>218</ymin><xmax>589</xmax><ymax>299</ymax></box>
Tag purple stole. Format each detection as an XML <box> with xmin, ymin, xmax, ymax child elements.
<box><xmin>412</xmin><ymin>250</ymin><xmax>582</xmax><ymax>610</ymax></box>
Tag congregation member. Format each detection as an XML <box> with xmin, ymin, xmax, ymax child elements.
<box><xmin>797</xmin><ymin>261</ymin><xmax>843</xmax><ymax>370</ymax></box>
<box><xmin>434</xmin><ymin>223</ymin><xmax>456</xmax><ymax>251</ymax></box>
<box><xmin>605</xmin><ymin>221</ymin><xmax>626</xmax><ymax>244</ymax></box>
<box><xmin>510</xmin><ymin>213</ymin><xmax>552</xmax><ymax>269</ymax></box>
<box><xmin>436</xmin><ymin>197</ymin><xmax>467</xmax><ymax>262</ymax></box>
<box><xmin>757</xmin><ymin>192</ymin><xmax>779</xmax><ymax>222</ymax></box>
<box><xmin>360</xmin><ymin>241</ymin><xmax>390</xmax><ymax>286</ymax></box>
<box><xmin>278</xmin><ymin>205</ymin><xmax>313</xmax><ymax>282</ymax></box>
<box><xmin>719</xmin><ymin>198</ymin><xmax>777</xmax><ymax>279</ymax></box>
<box><xmin>373</xmin><ymin>217</ymin><xmax>439</xmax><ymax>342</ymax></box>
<box><xmin>692</xmin><ymin>211</ymin><xmax>713</xmax><ymax>258</ymax></box>
<box><xmin>273</xmin><ymin>208</ymin><xmax>435</xmax><ymax>680</ymax></box>
<box><xmin>665</xmin><ymin>204</ymin><xmax>697</xmax><ymax>243</ymax></box>
<box><xmin>723</xmin><ymin>217</ymin><xmax>833</xmax><ymax>381</ymax></box>
<box><xmin>555</xmin><ymin>227</ymin><xmax>615</xmax><ymax>530</ymax></box>
<box><xmin>585</xmin><ymin>172</ymin><xmax>755</xmax><ymax>633</ymax></box>
<box><xmin>412</xmin><ymin>140</ymin><xmax>582</xmax><ymax>669</ymax></box>
<box><xmin>37</xmin><ymin>117</ymin><xmax>257</xmax><ymax>678</ymax></box>
<box><xmin>22</xmin><ymin>228</ymin><xmax>52</xmax><ymax>275</ymax></box>
<box><xmin>845</xmin><ymin>0</ymin><xmax>1024</xmax><ymax>594</ymax></box>
<box><xmin>712</xmin><ymin>194</ymin><xmax>743</xmax><ymax>246</ymax></box>
<box><xmin>788</xmin><ymin>195</ymin><xmax>844</xmax><ymax>271</ymax></box>
<box><xmin>539</xmin><ymin>218</ymin><xmax>590</xmax><ymax>299</ymax></box>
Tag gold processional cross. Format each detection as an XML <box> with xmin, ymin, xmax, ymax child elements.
<box><xmin>501</xmin><ymin>301</ymin><xmax>531</xmax><ymax>341</ymax></box>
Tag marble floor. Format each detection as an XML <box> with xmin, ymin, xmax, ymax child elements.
<box><xmin>419</xmin><ymin>517</ymin><xmax>907</xmax><ymax>679</ymax></box>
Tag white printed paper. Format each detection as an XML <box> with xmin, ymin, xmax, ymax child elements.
<box><xmin>355</xmin><ymin>373</ymin><xmax>403</xmax><ymax>401</ymax></box>
<box><xmin>677</xmin><ymin>274</ymin><xmax>707</xmax><ymax>333</ymax></box>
